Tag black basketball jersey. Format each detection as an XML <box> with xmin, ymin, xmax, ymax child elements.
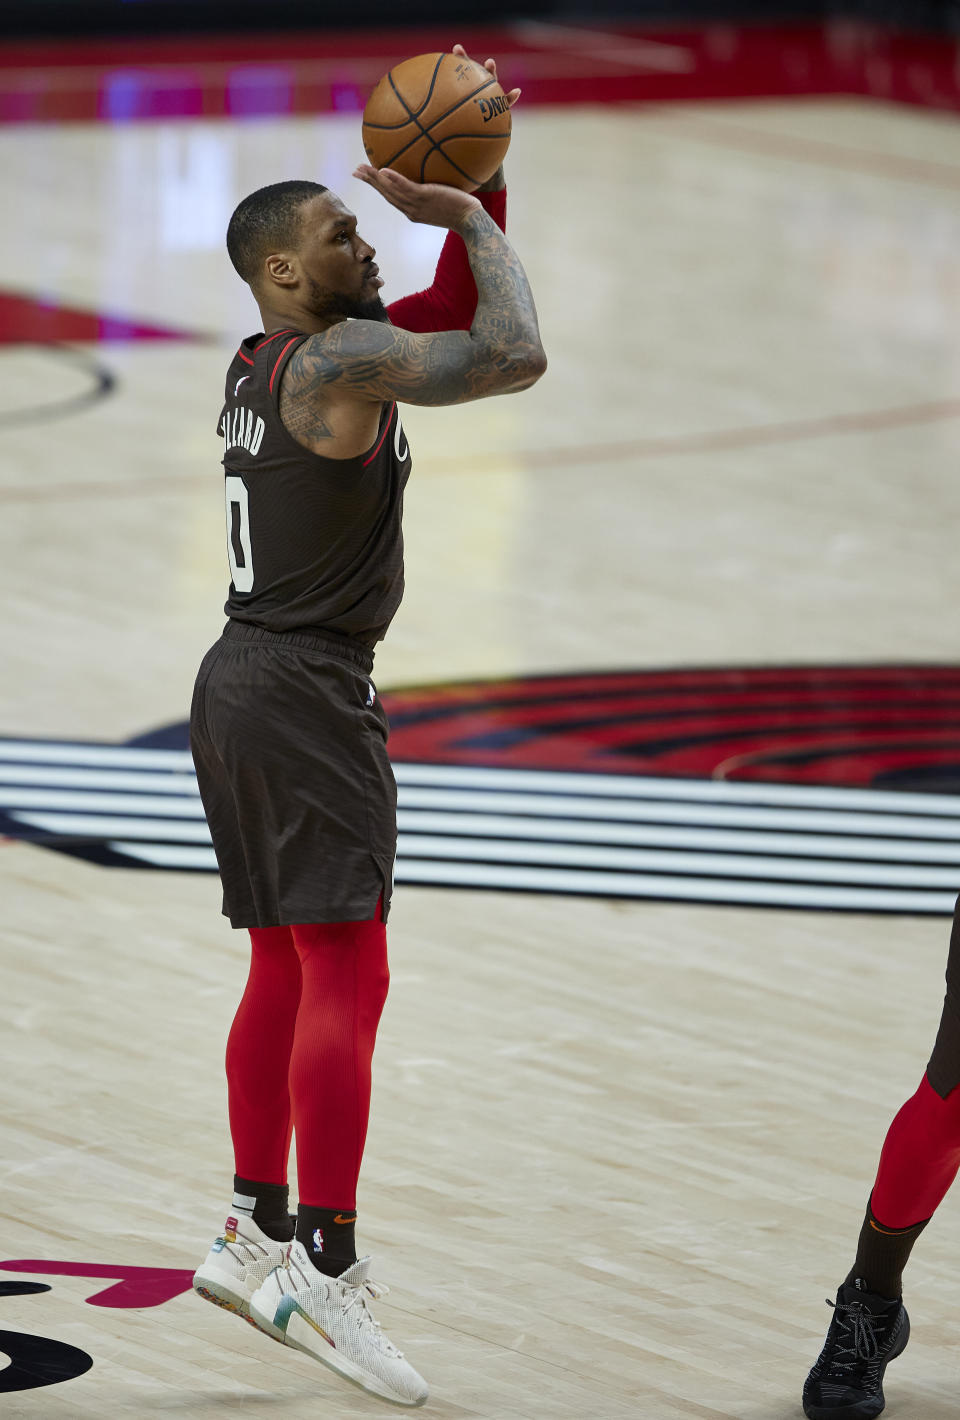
<box><xmin>217</xmin><ymin>328</ymin><xmax>412</xmax><ymax>649</ymax></box>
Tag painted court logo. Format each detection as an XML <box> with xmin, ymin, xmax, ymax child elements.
<box><xmin>2</xmin><ymin>664</ymin><xmax>960</xmax><ymax>915</ymax></box>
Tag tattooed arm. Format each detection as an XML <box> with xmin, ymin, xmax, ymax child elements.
<box><xmin>294</xmin><ymin>169</ymin><xmax>546</xmax><ymax>409</ymax></box>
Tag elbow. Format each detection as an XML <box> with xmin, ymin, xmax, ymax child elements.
<box><xmin>501</xmin><ymin>343</ymin><xmax>547</xmax><ymax>392</ymax></box>
<box><xmin>524</xmin><ymin>345</ymin><xmax>548</xmax><ymax>383</ymax></box>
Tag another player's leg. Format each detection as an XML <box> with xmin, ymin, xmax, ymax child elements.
<box><xmin>249</xmin><ymin>907</ymin><xmax>428</xmax><ymax>1406</ymax></box>
<box><xmin>193</xmin><ymin>924</ymin><xmax>301</xmax><ymax>1325</ymax></box>
<box><xmin>803</xmin><ymin>910</ymin><xmax>960</xmax><ymax>1419</ymax></box>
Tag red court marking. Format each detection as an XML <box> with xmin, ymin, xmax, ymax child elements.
<box><xmin>0</xmin><ymin>1260</ymin><xmax>195</xmax><ymax>1308</ymax></box>
<box><xmin>380</xmin><ymin>664</ymin><xmax>960</xmax><ymax>784</ymax></box>
<box><xmin>0</xmin><ymin>291</ymin><xmax>200</xmax><ymax>345</ymax></box>
<box><xmin>1</xmin><ymin>23</ymin><xmax>960</xmax><ymax>124</ymax></box>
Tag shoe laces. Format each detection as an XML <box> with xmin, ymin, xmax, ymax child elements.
<box><xmin>340</xmin><ymin>1275</ymin><xmax>403</xmax><ymax>1358</ymax></box>
<box><xmin>222</xmin><ymin>1232</ymin><xmax>272</xmax><ymax>1266</ymax></box>
<box><xmin>821</xmin><ymin>1295</ymin><xmax>886</xmax><ymax>1373</ymax></box>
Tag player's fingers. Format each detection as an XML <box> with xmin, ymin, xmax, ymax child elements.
<box><xmin>352</xmin><ymin>167</ymin><xmax>410</xmax><ymax>212</ymax></box>
<box><xmin>378</xmin><ymin>166</ymin><xmax>419</xmax><ymax>196</ymax></box>
<box><xmin>505</xmin><ymin>87</ymin><xmax>521</xmax><ymax>108</ymax></box>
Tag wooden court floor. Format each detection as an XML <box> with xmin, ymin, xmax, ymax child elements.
<box><xmin>3</xmin><ymin>92</ymin><xmax>960</xmax><ymax>1417</ymax></box>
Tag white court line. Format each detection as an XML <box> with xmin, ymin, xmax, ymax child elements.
<box><xmin>12</xmin><ymin>806</ymin><xmax>960</xmax><ymax>879</ymax></box>
<box><xmin>396</xmin><ymin>859</ymin><xmax>954</xmax><ymax>914</ymax></box>
<box><xmin>3</xmin><ymin>743</ymin><xmax>960</xmax><ymax>819</ymax></box>
<box><xmin>6</xmin><ymin>782</ymin><xmax>960</xmax><ymax>839</ymax></box>
<box><xmin>0</xmin><ymin>740</ymin><xmax>194</xmax><ymax>771</ymax></box>
<box><xmin>3</xmin><ymin>790</ymin><xmax>207</xmax><ymax>816</ymax></box>
<box><xmin>11</xmin><ymin>806</ymin><xmax>960</xmax><ymax>869</ymax></box>
<box><xmin>14</xmin><ymin>813</ymin><xmax>214</xmax><ymax>843</ymax></box>
<box><xmin>110</xmin><ymin>841</ymin><xmax>217</xmax><ymax>870</ymax></box>
<box><xmin>0</xmin><ymin>765</ymin><xmax>200</xmax><ymax>794</ymax></box>
<box><xmin>396</xmin><ymin>834</ymin><xmax>960</xmax><ymax>889</ymax></box>
<box><xmin>392</xmin><ymin>763</ymin><xmax>960</xmax><ymax>816</ymax></box>
<box><xmin>105</xmin><ymin>839</ymin><xmax>956</xmax><ymax>911</ymax></box>
<box><xmin>396</xmin><ymin>787</ymin><xmax>960</xmax><ymax>839</ymax></box>
<box><xmin>396</xmin><ymin>810</ymin><xmax>960</xmax><ymax>863</ymax></box>
<box><xmin>16</xmin><ymin>809</ymin><xmax>960</xmax><ymax>884</ymax></box>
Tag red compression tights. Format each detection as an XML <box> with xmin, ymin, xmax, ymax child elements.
<box><xmin>871</xmin><ymin>1072</ymin><xmax>960</xmax><ymax>1226</ymax></box>
<box><xmin>224</xmin><ymin>906</ymin><xmax>390</xmax><ymax>1208</ymax></box>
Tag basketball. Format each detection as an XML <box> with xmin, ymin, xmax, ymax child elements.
<box><xmin>362</xmin><ymin>52</ymin><xmax>512</xmax><ymax>191</ymax></box>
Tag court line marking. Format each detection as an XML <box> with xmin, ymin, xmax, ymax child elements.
<box><xmin>14</xmin><ymin>802</ymin><xmax>960</xmax><ymax>863</ymax></box>
<box><xmin>5</xmin><ymin>744</ymin><xmax>960</xmax><ymax>823</ymax></box>
<box><xmin>3</xmin><ymin>744</ymin><xmax>957</xmax><ymax>911</ymax></box>
<box><xmin>1</xmin><ymin>396</ymin><xmax>958</xmax><ymax>503</ymax></box>
<box><xmin>6</xmin><ymin>741</ymin><xmax>960</xmax><ymax>815</ymax></box>
<box><xmin>14</xmin><ymin>810</ymin><xmax>960</xmax><ymax>888</ymax></box>
<box><xmin>100</xmin><ymin>840</ymin><xmax>956</xmax><ymax>913</ymax></box>
<box><xmin>644</xmin><ymin>110</ymin><xmax>960</xmax><ymax>190</ymax></box>
<box><xmin>0</xmin><ymin>344</ymin><xmax>115</xmax><ymax>427</ymax></box>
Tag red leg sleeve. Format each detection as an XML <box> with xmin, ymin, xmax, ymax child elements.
<box><xmin>871</xmin><ymin>1072</ymin><xmax>960</xmax><ymax>1226</ymax></box>
<box><xmin>225</xmin><ymin>924</ymin><xmax>301</xmax><ymax>1184</ymax></box>
<box><xmin>387</xmin><ymin>187</ymin><xmax>507</xmax><ymax>333</ymax></box>
<box><xmin>288</xmin><ymin>910</ymin><xmax>390</xmax><ymax>1209</ymax></box>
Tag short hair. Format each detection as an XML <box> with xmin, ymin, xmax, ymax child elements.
<box><xmin>226</xmin><ymin>180</ymin><xmax>329</xmax><ymax>285</ymax></box>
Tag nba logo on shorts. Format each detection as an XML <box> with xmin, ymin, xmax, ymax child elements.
<box><xmin>313</xmin><ymin>1227</ymin><xmax>324</xmax><ymax>1253</ymax></box>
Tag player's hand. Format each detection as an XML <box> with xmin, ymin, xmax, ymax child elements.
<box><xmin>450</xmin><ymin>44</ymin><xmax>515</xmax><ymax>193</ymax></box>
<box><xmin>451</xmin><ymin>43</ymin><xmax>520</xmax><ymax>109</ymax></box>
<box><xmin>353</xmin><ymin>164</ymin><xmax>482</xmax><ymax>230</ymax></box>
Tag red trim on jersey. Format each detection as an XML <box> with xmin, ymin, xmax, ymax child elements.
<box><xmin>268</xmin><ymin>337</ymin><xmax>300</xmax><ymax>394</ymax></box>
<box><xmin>236</xmin><ymin>347</ymin><xmax>254</xmax><ymax>366</ymax></box>
<box><xmin>362</xmin><ymin>403</ymin><xmax>395</xmax><ymax>467</ymax></box>
<box><xmin>256</xmin><ymin>328</ymin><xmax>295</xmax><ymax>352</ymax></box>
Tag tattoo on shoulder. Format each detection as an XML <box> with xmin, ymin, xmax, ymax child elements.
<box><xmin>278</xmin><ymin>222</ymin><xmax>543</xmax><ymax>409</ymax></box>
<box><xmin>279</xmin><ymin>339</ymin><xmax>339</xmax><ymax>439</ymax></box>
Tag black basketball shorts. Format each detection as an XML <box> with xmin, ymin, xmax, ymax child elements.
<box><xmin>927</xmin><ymin>895</ymin><xmax>960</xmax><ymax>1097</ymax></box>
<box><xmin>190</xmin><ymin>621</ymin><xmax>396</xmax><ymax>928</ymax></box>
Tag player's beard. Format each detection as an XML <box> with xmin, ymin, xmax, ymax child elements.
<box><xmin>305</xmin><ymin>276</ymin><xmax>389</xmax><ymax>324</ymax></box>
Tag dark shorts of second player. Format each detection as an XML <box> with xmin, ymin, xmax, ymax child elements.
<box><xmin>190</xmin><ymin>621</ymin><xmax>396</xmax><ymax>928</ymax></box>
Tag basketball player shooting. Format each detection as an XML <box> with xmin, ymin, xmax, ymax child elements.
<box><xmin>188</xmin><ymin>45</ymin><xmax>544</xmax><ymax>1408</ymax></box>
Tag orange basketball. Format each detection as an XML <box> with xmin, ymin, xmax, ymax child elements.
<box><xmin>362</xmin><ymin>52</ymin><xmax>512</xmax><ymax>191</ymax></box>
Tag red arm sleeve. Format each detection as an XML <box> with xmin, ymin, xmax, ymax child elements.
<box><xmin>386</xmin><ymin>187</ymin><xmax>507</xmax><ymax>334</ymax></box>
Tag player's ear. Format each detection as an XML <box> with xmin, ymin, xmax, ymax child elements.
<box><xmin>264</xmin><ymin>252</ymin><xmax>298</xmax><ymax>288</ymax></box>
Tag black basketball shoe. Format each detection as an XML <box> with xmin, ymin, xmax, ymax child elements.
<box><xmin>802</xmin><ymin>1278</ymin><xmax>910</xmax><ymax>1419</ymax></box>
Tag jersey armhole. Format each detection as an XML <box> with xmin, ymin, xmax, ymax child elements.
<box><xmin>269</xmin><ymin>335</ymin><xmax>392</xmax><ymax>467</ymax></box>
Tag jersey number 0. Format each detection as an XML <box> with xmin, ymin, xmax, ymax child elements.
<box><xmin>225</xmin><ymin>475</ymin><xmax>254</xmax><ymax>593</ymax></box>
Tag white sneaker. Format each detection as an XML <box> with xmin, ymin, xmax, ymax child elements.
<box><xmin>249</xmin><ymin>1240</ymin><xmax>428</xmax><ymax>1407</ymax></box>
<box><xmin>192</xmin><ymin>1211</ymin><xmax>289</xmax><ymax>1333</ymax></box>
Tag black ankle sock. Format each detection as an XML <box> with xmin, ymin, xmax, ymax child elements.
<box><xmin>295</xmin><ymin>1205</ymin><xmax>358</xmax><ymax>1278</ymax></box>
<box><xmin>233</xmin><ymin>1175</ymin><xmax>295</xmax><ymax>1243</ymax></box>
<box><xmin>845</xmin><ymin>1198</ymin><xmax>929</xmax><ymax>1300</ymax></box>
